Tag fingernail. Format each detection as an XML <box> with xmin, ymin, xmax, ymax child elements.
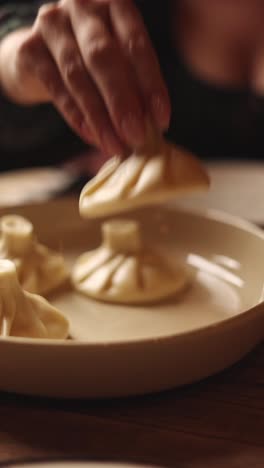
<box><xmin>121</xmin><ymin>113</ymin><xmax>145</xmax><ymax>146</ymax></box>
<box><xmin>101</xmin><ymin>129</ymin><xmax>124</xmax><ymax>156</ymax></box>
<box><xmin>151</xmin><ymin>94</ymin><xmax>171</xmax><ymax>130</ymax></box>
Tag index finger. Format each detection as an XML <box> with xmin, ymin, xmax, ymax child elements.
<box><xmin>67</xmin><ymin>0</ymin><xmax>146</xmax><ymax>147</ymax></box>
<box><xmin>110</xmin><ymin>0</ymin><xmax>171</xmax><ymax>130</ymax></box>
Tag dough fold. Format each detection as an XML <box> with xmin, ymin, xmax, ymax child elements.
<box><xmin>0</xmin><ymin>215</ymin><xmax>69</xmax><ymax>295</ymax></box>
<box><xmin>72</xmin><ymin>220</ymin><xmax>189</xmax><ymax>304</ymax></box>
<box><xmin>80</xmin><ymin>130</ymin><xmax>209</xmax><ymax>218</ymax></box>
<box><xmin>0</xmin><ymin>260</ymin><xmax>69</xmax><ymax>339</ymax></box>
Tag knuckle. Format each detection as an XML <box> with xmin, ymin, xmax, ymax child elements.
<box><xmin>57</xmin><ymin>93</ymin><xmax>72</xmax><ymax>112</ymax></box>
<box><xmin>70</xmin><ymin>0</ymin><xmax>91</xmax><ymax>8</ymax></box>
<box><xmin>82</xmin><ymin>98</ymin><xmax>103</xmax><ymax>120</ymax></box>
<box><xmin>37</xmin><ymin>3</ymin><xmax>61</xmax><ymax>26</ymax></box>
<box><xmin>108</xmin><ymin>91</ymin><xmax>128</xmax><ymax>117</ymax></box>
<box><xmin>16</xmin><ymin>32</ymin><xmax>41</xmax><ymax>67</ymax></box>
<box><xmin>109</xmin><ymin>89</ymin><xmax>142</xmax><ymax>123</ymax></box>
<box><xmin>45</xmin><ymin>77</ymin><xmax>62</xmax><ymax>97</ymax></box>
<box><xmin>63</xmin><ymin>101</ymin><xmax>74</xmax><ymax>116</ymax></box>
<box><xmin>17</xmin><ymin>33</ymin><xmax>37</xmax><ymax>58</ymax></box>
<box><xmin>59</xmin><ymin>97</ymin><xmax>82</xmax><ymax>124</ymax></box>
<box><xmin>126</xmin><ymin>31</ymin><xmax>148</xmax><ymax>56</ymax></box>
<box><xmin>61</xmin><ymin>0</ymin><xmax>92</xmax><ymax>13</ymax></box>
<box><xmin>60</xmin><ymin>51</ymin><xmax>83</xmax><ymax>84</ymax></box>
<box><xmin>85</xmin><ymin>38</ymin><xmax>115</xmax><ymax>68</ymax></box>
<box><xmin>39</xmin><ymin>69</ymin><xmax>61</xmax><ymax>96</ymax></box>
<box><xmin>72</xmin><ymin>0</ymin><xmax>87</xmax><ymax>7</ymax></box>
<box><xmin>64</xmin><ymin>61</ymin><xmax>79</xmax><ymax>84</ymax></box>
<box><xmin>70</xmin><ymin>110</ymin><xmax>83</xmax><ymax>129</ymax></box>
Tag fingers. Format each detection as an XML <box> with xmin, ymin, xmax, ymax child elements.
<box><xmin>110</xmin><ymin>0</ymin><xmax>171</xmax><ymax>130</ymax></box>
<box><xmin>252</xmin><ymin>44</ymin><xmax>264</xmax><ymax>94</ymax></box>
<box><xmin>18</xmin><ymin>30</ymin><xmax>92</xmax><ymax>143</ymax></box>
<box><xmin>67</xmin><ymin>0</ymin><xmax>146</xmax><ymax>147</ymax></box>
<box><xmin>37</xmin><ymin>4</ymin><xmax>124</xmax><ymax>155</ymax></box>
<box><xmin>17</xmin><ymin>0</ymin><xmax>171</xmax><ymax>155</ymax></box>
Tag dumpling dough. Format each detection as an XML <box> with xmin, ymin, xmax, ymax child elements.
<box><xmin>0</xmin><ymin>260</ymin><xmax>69</xmax><ymax>339</ymax></box>
<box><xmin>72</xmin><ymin>219</ymin><xmax>189</xmax><ymax>304</ymax></box>
<box><xmin>79</xmin><ymin>130</ymin><xmax>209</xmax><ymax>218</ymax></box>
<box><xmin>0</xmin><ymin>215</ymin><xmax>68</xmax><ymax>295</ymax></box>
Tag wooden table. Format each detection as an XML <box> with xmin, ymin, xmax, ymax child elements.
<box><xmin>1</xmin><ymin>342</ymin><xmax>264</xmax><ymax>467</ymax></box>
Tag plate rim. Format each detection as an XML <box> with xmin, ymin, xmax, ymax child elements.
<box><xmin>0</xmin><ymin>299</ymin><xmax>263</xmax><ymax>348</ymax></box>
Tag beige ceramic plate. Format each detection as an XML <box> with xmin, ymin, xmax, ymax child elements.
<box><xmin>177</xmin><ymin>162</ymin><xmax>264</xmax><ymax>224</ymax></box>
<box><xmin>0</xmin><ymin>198</ymin><xmax>263</xmax><ymax>398</ymax></box>
<box><xmin>0</xmin><ymin>167</ymin><xmax>75</xmax><ymax>206</ymax></box>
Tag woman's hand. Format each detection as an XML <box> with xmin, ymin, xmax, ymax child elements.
<box><xmin>0</xmin><ymin>0</ymin><xmax>170</xmax><ymax>155</ymax></box>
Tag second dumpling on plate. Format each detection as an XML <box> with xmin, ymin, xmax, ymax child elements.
<box><xmin>72</xmin><ymin>219</ymin><xmax>189</xmax><ymax>304</ymax></box>
<box><xmin>0</xmin><ymin>214</ymin><xmax>69</xmax><ymax>295</ymax></box>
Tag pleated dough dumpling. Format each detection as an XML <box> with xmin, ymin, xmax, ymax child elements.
<box><xmin>0</xmin><ymin>215</ymin><xmax>68</xmax><ymax>295</ymax></box>
<box><xmin>0</xmin><ymin>260</ymin><xmax>69</xmax><ymax>339</ymax></box>
<box><xmin>79</xmin><ymin>129</ymin><xmax>210</xmax><ymax>218</ymax></box>
<box><xmin>72</xmin><ymin>220</ymin><xmax>189</xmax><ymax>304</ymax></box>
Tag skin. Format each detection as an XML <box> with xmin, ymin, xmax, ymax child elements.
<box><xmin>0</xmin><ymin>0</ymin><xmax>264</xmax><ymax>156</ymax></box>
<box><xmin>0</xmin><ymin>0</ymin><xmax>171</xmax><ymax>156</ymax></box>
<box><xmin>175</xmin><ymin>0</ymin><xmax>264</xmax><ymax>90</ymax></box>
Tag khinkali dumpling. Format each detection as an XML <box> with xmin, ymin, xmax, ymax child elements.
<box><xmin>79</xmin><ymin>130</ymin><xmax>209</xmax><ymax>218</ymax></box>
<box><xmin>72</xmin><ymin>220</ymin><xmax>189</xmax><ymax>304</ymax></box>
<box><xmin>0</xmin><ymin>260</ymin><xmax>69</xmax><ymax>339</ymax></box>
<box><xmin>0</xmin><ymin>215</ymin><xmax>68</xmax><ymax>295</ymax></box>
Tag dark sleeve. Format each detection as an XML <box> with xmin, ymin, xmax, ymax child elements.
<box><xmin>0</xmin><ymin>1</ymin><xmax>46</xmax><ymax>41</ymax></box>
<box><xmin>0</xmin><ymin>1</ymin><xmax>68</xmax><ymax>158</ymax></box>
